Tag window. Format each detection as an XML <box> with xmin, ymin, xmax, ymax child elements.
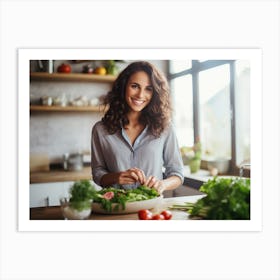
<box><xmin>199</xmin><ymin>64</ymin><xmax>231</xmax><ymax>159</ymax></box>
<box><xmin>169</xmin><ymin>60</ymin><xmax>251</xmax><ymax>172</ymax></box>
<box><xmin>171</xmin><ymin>75</ymin><xmax>193</xmax><ymax>147</ymax></box>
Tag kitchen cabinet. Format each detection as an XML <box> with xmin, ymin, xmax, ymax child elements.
<box><xmin>30</xmin><ymin>167</ymin><xmax>93</xmax><ymax>207</ymax></box>
<box><xmin>30</xmin><ymin>181</ymin><xmax>74</xmax><ymax>208</ymax></box>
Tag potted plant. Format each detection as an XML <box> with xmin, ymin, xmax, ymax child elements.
<box><xmin>60</xmin><ymin>180</ymin><xmax>95</xmax><ymax>220</ymax></box>
<box><xmin>180</xmin><ymin>139</ymin><xmax>202</xmax><ymax>173</ymax></box>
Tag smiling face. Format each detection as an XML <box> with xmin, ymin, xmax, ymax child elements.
<box><xmin>125</xmin><ymin>71</ymin><xmax>153</xmax><ymax>113</ymax></box>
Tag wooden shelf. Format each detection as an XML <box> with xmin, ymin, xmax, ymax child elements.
<box><xmin>30</xmin><ymin>166</ymin><xmax>92</xmax><ymax>183</ymax></box>
<box><xmin>30</xmin><ymin>105</ymin><xmax>106</xmax><ymax>112</ymax></box>
<box><xmin>30</xmin><ymin>72</ymin><xmax>116</xmax><ymax>83</ymax></box>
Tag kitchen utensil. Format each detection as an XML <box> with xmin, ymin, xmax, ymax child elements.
<box><xmin>63</xmin><ymin>153</ymin><xmax>83</xmax><ymax>171</ymax></box>
<box><xmin>41</xmin><ymin>96</ymin><xmax>53</xmax><ymax>106</ymax></box>
<box><xmin>207</xmin><ymin>158</ymin><xmax>230</xmax><ymax>174</ymax></box>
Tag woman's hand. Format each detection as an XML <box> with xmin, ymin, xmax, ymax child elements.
<box><xmin>117</xmin><ymin>167</ymin><xmax>146</xmax><ymax>185</ymax></box>
<box><xmin>144</xmin><ymin>175</ymin><xmax>182</xmax><ymax>194</ymax></box>
<box><xmin>144</xmin><ymin>176</ymin><xmax>165</xmax><ymax>194</ymax></box>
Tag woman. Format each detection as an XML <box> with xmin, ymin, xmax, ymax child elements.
<box><xmin>91</xmin><ymin>61</ymin><xmax>184</xmax><ymax>194</ymax></box>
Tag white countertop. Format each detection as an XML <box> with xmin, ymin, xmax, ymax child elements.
<box><xmin>182</xmin><ymin>165</ymin><xmax>212</xmax><ymax>182</ymax></box>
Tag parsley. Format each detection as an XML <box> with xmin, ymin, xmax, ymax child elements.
<box><xmin>170</xmin><ymin>177</ymin><xmax>250</xmax><ymax>220</ymax></box>
<box><xmin>69</xmin><ymin>180</ymin><xmax>96</xmax><ymax>211</ymax></box>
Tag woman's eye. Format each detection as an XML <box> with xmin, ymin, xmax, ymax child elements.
<box><xmin>146</xmin><ymin>87</ymin><xmax>153</xmax><ymax>92</ymax></box>
<box><xmin>131</xmin><ymin>84</ymin><xmax>139</xmax><ymax>89</ymax></box>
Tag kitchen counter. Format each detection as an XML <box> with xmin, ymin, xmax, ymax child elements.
<box><xmin>30</xmin><ymin>166</ymin><xmax>92</xmax><ymax>183</ymax></box>
<box><xmin>183</xmin><ymin>165</ymin><xmax>211</xmax><ymax>181</ymax></box>
<box><xmin>30</xmin><ymin>195</ymin><xmax>205</xmax><ymax>220</ymax></box>
<box><xmin>30</xmin><ymin>165</ymin><xmax>210</xmax><ymax>185</ymax></box>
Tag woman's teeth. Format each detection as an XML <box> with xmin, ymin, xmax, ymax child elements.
<box><xmin>132</xmin><ymin>99</ymin><xmax>144</xmax><ymax>106</ymax></box>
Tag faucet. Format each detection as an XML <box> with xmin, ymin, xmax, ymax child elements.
<box><xmin>239</xmin><ymin>163</ymin><xmax>251</xmax><ymax>177</ymax></box>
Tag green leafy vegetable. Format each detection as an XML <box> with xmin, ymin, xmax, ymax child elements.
<box><xmin>169</xmin><ymin>177</ymin><xmax>250</xmax><ymax>220</ymax></box>
<box><xmin>91</xmin><ymin>185</ymin><xmax>160</xmax><ymax>212</ymax></box>
<box><xmin>69</xmin><ymin>180</ymin><xmax>96</xmax><ymax>211</ymax></box>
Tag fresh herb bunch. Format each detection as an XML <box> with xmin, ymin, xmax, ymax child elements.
<box><xmin>170</xmin><ymin>177</ymin><xmax>250</xmax><ymax>220</ymax></box>
<box><xmin>69</xmin><ymin>180</ymin><xmax>96</xmax><ymax>211</ymax></box>
<box><xmin>92</xmin><ymin>185</ymin><xmax>159</xmax><ymax>212</ymax></box>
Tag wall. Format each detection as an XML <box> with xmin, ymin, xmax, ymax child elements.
<box><xmin>30</xmin><ymin>60</ymin><xmax>168</xmax><ymax>163</ymax></box>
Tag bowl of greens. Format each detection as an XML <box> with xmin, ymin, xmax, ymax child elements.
<box><xmin>91</xmin><ymin>185</ymin><xmax>162</xmax><ymax>214</ymax></box>
<box><xmin>60</xmin><ymin>180</ymin><xmax>96</xmax><ymax>220</ymax></box>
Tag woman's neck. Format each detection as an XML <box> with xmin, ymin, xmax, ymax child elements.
<box><xmin>126</xmin><ymin>111</ymin><xmax>142</xmax><ymax>128</ymax></box>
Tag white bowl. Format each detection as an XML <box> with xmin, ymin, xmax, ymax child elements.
<box><xmin>62</xmin><ymin>206</ymin><xmax>92</xmax><ymax>220</ymax></box>
<box><xmin>92</xmin><ymin>196</ymin><xmax>163</xmax><ymax>215</ymax></box>
<box><xmin>60</xmin><ymin>198</ymin><xmax>92</xmax><ymax>220</ymax></box>
<box><xmin>206</xmin><ymin>158</ymin><xmax>230</xmax><ymax>174</ymax></box>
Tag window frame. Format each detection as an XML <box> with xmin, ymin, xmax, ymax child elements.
<box><xmin>168</xmin><ymin>60</ymin><xmax>242</xmax><ymax>175</ymax></box>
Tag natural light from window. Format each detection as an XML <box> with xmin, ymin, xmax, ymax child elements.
<box><xmin>199</xmin><ymin>64</ymin><xmax>231</xmax><ymax>159</ymax></box>
<box><xmin>170</xmin><ymin>59</ymin><xmax>251</xmax><ymax>169</ymax></box>
<box><xmin>171</xmin><ymin>75</ymin><xmax>193</xmax><ymax>147</ymax></box>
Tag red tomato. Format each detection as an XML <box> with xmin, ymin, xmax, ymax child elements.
<box><xmin>138</xmin><ymin>209</ymin><xmax>153</xmax><ymax>220</ymax></box>
<box><xmin>152</xmin><ymin>214</ymin><xmax>165</xmax><ymax>220</ymax></box>
<box><xmin>161</xmin><ymin>210</ymin><xmax>172</xmax><ymax>220</ymax></box>
<box><xmin>57</xmin><ymin>63</ymin><xmax>71</xmax><ymax>73</ymax></box>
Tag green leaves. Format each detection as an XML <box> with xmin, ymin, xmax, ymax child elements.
<box><xmin>69</xmin><ymin>180</ymin><xmax>96</xmax><ymax>211</ymax></box>
<box><xmin>170</xmin><ymin>177</ymin><xmax>250</xmax><ymax>220</ymax></box>
<box><xmin>91</xmin><ymin>185</ymin><xmax>160</xmax><ymax>212</ymax></box>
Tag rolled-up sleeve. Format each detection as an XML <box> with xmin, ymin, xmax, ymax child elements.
<box><xmin>163</xmin><ymin>124</ymin><xmax>184</xmax><ymax>184</ymax></box>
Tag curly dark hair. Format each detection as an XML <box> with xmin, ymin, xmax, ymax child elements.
<box><xmin>101</xmin><ymin>61</ymin><xmax>172</xmax><ymax>137</ymax></box>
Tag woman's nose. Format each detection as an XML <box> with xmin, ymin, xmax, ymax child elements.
<box><xmin>136</xmin><ymin>88</ymin><xmax>145</xmax><ymax>97</ymax></box>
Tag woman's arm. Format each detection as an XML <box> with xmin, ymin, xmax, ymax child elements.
<box><xmin>162</xmin><ymin>125</ymin><xmax>184</xmax><ymax>185</ymax></box>
<box><xmin>144</xmin><ymin>124</ymin><xmax>184</xmax><ymax>193</ymax></box>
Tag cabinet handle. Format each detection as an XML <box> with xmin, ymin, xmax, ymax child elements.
<box><xmin>45</xmin><ymin>196</ymin><xmax>50</xmax><ymax>207</ymax></box>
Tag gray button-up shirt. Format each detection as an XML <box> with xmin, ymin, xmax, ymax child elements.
<box><xmin>91</xmin><ymin>121</ymin><xmax>184</xmax><ymax>189</ymax></box>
